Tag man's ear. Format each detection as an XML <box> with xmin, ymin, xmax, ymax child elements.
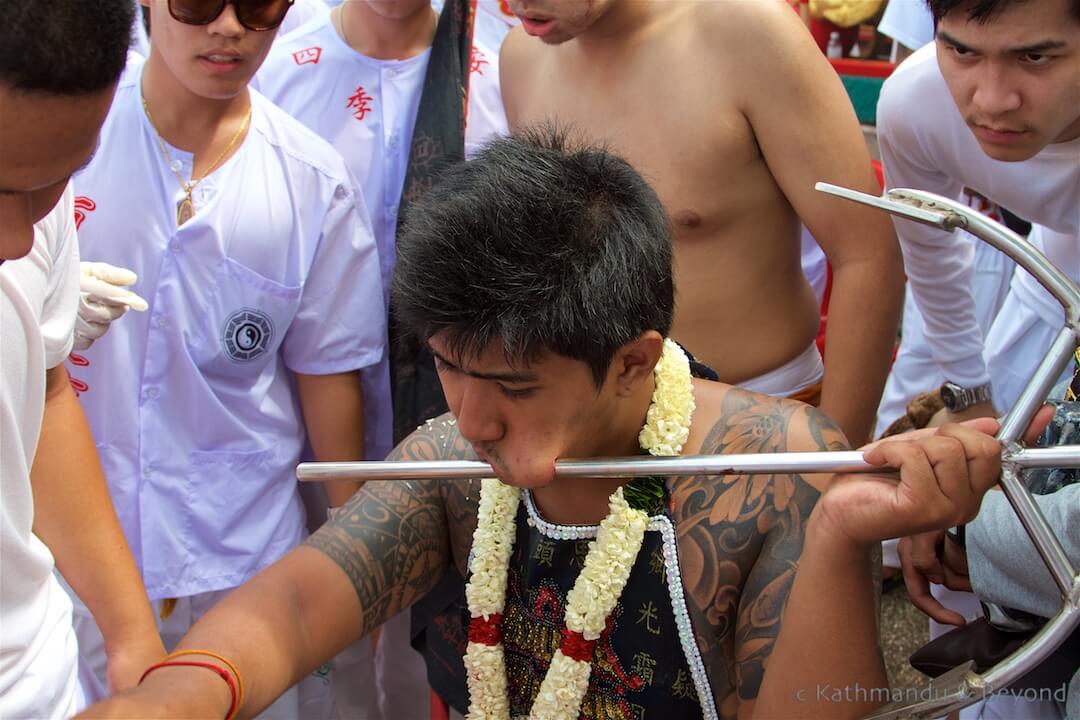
<box><xmin>611</xmin><ymin>331</ymin><xmax>664</xmax><ymax>397</ymax></box>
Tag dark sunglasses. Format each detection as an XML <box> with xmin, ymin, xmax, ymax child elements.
<box><xmin>167</xmin><ymin>0</ymin><xmax>295</xmax><ymax>31</ymax></box>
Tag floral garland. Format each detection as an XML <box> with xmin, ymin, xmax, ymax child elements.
<box><xmin>463</xmin><ymin>339</ymin><xmax>696</xmax><ymax>720</ymax></box>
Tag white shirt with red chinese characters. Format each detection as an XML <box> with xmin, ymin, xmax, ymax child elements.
<box><xmin>67</xmin><ymin>57</ymin><xmax>386</xmax><ymax>601</ymax></box>
<box><xmin>877</xmin><ymin>45</ymin><xmax>1080</xmax><ymax>405</ymax></box>
<box><xmin>0</xmin><ymin>185</ymin><xmax>81</xmax><ymax>719</ymax></box>
<box><xmin>253</xmin><ymin>9</ymin><xmax>508</xmax><ymax>462</ymax></box>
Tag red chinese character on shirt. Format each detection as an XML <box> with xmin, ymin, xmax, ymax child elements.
<box><xmin>73</xmin><ymin>196</ymin><xmax>96</xmax><ymax>230</ymax></box>
<box><xmin>346</xmin><ymin>86</ymin><xmax>375</xmax><ymax>122</ymax></box>
<box><xmin>292</xmin><ymin>47</ymin><xmax>322</xmax><ymax>66</ymax></box>
<box><xmin>469</xmin><ymin>46</ymin><xmax>489</xmax><ymax>76</ymax></box>
<box><xmin>498</xmin><ymin>0</ymin><xmax>514</xmax><ymax>18</ymax></box>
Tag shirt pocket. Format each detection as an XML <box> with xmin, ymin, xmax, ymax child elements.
<box><xmin>185</xmin><ymin>447</ymin><xmax>303</xmax><ymax>560</ymax></box>
<box><xmin>188</xmin><ymin>257</ymin><xmax>302</xmax><ymax>382</ymax></box>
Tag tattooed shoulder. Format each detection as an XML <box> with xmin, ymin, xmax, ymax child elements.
<box><xmin>304</xmin><ymin>413</ymin><xmax>478</xmax><ymax>635</ymax></box>
<box><xmin>671</xmin><ymin>388</ymin><xmax>848</xmax><ymax>716</ymax></box>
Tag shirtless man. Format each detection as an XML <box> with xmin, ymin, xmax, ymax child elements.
<box><xmin>78</xmin><ymin>130</ymin><xmax>1009</xmax><ymax>720</ymax></box>
<box><xmin>500</xmin><ymin>0</ymin><xmax>903</xmax><ymax>444</ymax></box>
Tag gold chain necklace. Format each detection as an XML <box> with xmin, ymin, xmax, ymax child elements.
<box><xmin>142</xmin><ymin>97</ymin><xmax>252</xmax><ymax>226</ymax></box>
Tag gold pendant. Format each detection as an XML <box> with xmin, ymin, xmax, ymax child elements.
<box><xmin>176</xmin><ymin>195</ymin><xmax>194</xmax><ymax>226</ymax></box>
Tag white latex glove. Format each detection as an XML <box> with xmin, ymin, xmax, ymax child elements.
<box><xmin>74</xmin><ymin>262</ymin><xmax>149</xmax><ymax>350</ymax></box>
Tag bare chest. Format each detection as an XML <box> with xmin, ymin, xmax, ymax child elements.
<box><xmin>510</xmin><ymin>50</ymin><xmax>767</xmax><ymax>238</ymax></box>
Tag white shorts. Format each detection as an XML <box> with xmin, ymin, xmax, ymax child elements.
<box><xmin>737</xmin><ymin>341</ymin><xmax>823</xmax><ymax>398</ymax></box>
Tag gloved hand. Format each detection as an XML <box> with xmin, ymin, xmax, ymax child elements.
<box><xmin>74</xmin><ymin>262</ymin><xmax>149</xmax><ymax>350</ymax></box>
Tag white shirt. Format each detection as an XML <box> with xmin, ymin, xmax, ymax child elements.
<box><xmin>68</xmin><ymin>60</ymin><xmax>386</xmax><ymax>600</ymax></box>
<box><xmin>0</xmin><ymin>186</ymin><xmax>81</xmax><ymax>719</ymax></box>
<box><xmin>255</xmin><ymin>10</ymin><xmax>508</xmax><ymax>280</ymax></box>
<box><xmin>254</xmin><ymin>10</ymin><xmax>508</xmax><ymax>458</ymax></box>
<box><xmin>877</xmin><ymin>0</ymin><xmax>934</xmax><ymax>51</ymax></box>
<box><xmin>877</xmin><ymin>45</ymin><xmax>1080</xmax><ymax>388</ymax></box>
<box><xmin>278</xmin><ymin>0</ymin><xmax>329</xmax><ymax>36</ymax></box>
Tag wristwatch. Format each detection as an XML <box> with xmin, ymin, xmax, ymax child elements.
<box><xmin>940</xmin><ymin>381</ymin><xmax>993</xmax><ymax>412</ymax></box>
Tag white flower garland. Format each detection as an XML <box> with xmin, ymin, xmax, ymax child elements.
<box><xmin>464</xmin><ymin>339</ymin><xmax>695</xmax><ymax>720</ymax></box>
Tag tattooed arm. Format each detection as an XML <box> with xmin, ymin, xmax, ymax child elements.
<box><xmin>752</xmin><ymin>419</ymin><xmax>1006</xmax><ymax>719</ymax></box>
<box><xmin>77</xmin><ymin>416</ymin><xmax>469</xmax><ymax>720</ymax></box>
<box><xmin>673</xmin><ymin>389</ymin><xmax>851</xmax><ymax>720</ymax></box>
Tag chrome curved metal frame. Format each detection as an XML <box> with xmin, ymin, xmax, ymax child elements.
<box><xmin>296</xmin><ymin>183</ymin><xmax>1080</xmax><ymax>719</ymax></box>
<box><xmin>816</xmin><ymin>184</ymin><xmax>1080</xmax><ymax>719</ymax></box>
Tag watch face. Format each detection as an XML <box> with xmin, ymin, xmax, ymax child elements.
<box><xmin>941</xmin><ymin>383</ymin><xmax>961</xmax><ymax>410</ymax></box>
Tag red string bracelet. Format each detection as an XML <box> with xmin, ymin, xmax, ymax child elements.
<box><xmin>139</xmin><ymin>660</ymin><xmax>239</xmax><ymax>720</ymax></box>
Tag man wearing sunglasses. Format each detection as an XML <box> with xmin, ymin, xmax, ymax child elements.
<box><xmin>63</xmin><ymin>1</ymin><xmax>386</xmax><ymax>715</ymax></box>
<box><xmin>0</xmin><ymin>1</ymin><xmax>167</xmax><ymax>717</ymax></box>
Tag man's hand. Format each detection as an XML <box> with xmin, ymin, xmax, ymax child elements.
<box><xmin>817</xmin><ymin>421</ymin><xmax>1002</xmax><ymax>548</ymax></box>
<box><xmin>75</xmin><ymin>262</ymin><xmax>149</xmax><ymax>350</ymax></box>
<box><xmin>898</xmin><ymin>530</ymin><xmax>972</xmax><ymax>625</ymax></box>
<box><xmin>892</xmin><ymin>405</ymin><xmax>1053</xmax><ymax>623</ymax></box>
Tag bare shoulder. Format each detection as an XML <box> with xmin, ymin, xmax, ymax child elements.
<box><xmin>304</xmin><ymin>414</ymin><xmax>478</xmax><ymax>634</ymax></box>
<box><xmin>687</xmin><ymin>0</ymin><xmax>811</xmax><ymax>55</ymax></box>
<box><xmin>687</xmin><ymin>0</ymin><xmax>836</xmax><ymax>104</ymax></box>
<box><xmin>499</xmin><ymin>25</ymin><xmax>540</xmax><ymax>124</ymax></box>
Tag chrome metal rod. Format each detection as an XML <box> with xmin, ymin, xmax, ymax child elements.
<box><xmin>298</xmin><ymin>451</ymin><xmax>882</xmax><ymax>482</ymax></box>
<box><xmin>981</xmin><ymin>604</ymin><xmax>1080</xmax><ymax>703</ymax></box>
<box><xmin>997</xmin><ymin>464</ymin><xmax>1078</xmax><ymax>599</ymax></box>
<box><xmin>298</xmin><ymin>441</ymin><xmax>1080</xmax><ymax>483</ymax></box>
<box><xmin>1009</xmin><ymin>444</ymin><xmax>1080</xmax><ymax>468</ymax></box>
<box><xmin>998</xmin><ymin>327</ymin><xmax>1074</xmax><ymax>444</ymax></box>
<box><xmin>816</xmin><ymin>183</ymin><xmax>1080</xmax><ymax>327</ymax></box>
<box><xmin>887</xmin><ymin>188</ymin><xmax>1080</xmax><ymax>323</ymax></box>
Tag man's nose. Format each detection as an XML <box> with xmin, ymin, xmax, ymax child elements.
<box><xmin>972</xmin><ymin>63</ymin><xmax>1022</xmax><ymax>117</ymax></box>
<box><xmin>207</xmin><ymin>2</ymin><xmax>246</xmax><ymax>37</ymax></box>
<box><xmin>455</xmin><ymin>379</ymin><xmax>504</xmax><ymax>445</ymax></box>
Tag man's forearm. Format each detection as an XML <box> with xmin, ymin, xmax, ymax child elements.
<box><xmin>31</xmin><ymin>366</ymin><xmax>162</xmax><ymax>671</ymax></box>
<box><xmin>78</xmin><ymin>546</ymin><xmax>366</xmax><ymax>719</ymax></box>
<box><xmin>754</xmin><ymin>512</ymin><xmax>886</xmax><ymax>719</ymax></box>
<box><xmin>296</xmin><ymin>370</ymin><xmax>366</xmax><ymax>507</ymax></box>
<box><xmin>820</xmin><ymin>259</ymin><xmax>903</xmax><ymax>444</ymax></box>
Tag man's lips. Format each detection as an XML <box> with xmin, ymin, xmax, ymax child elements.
<box><xmin>197</xmin><ymin>51</ymin><xmax>245</xmax><ymax>70</ymax></box>
<box><xmin>972</xmin><ymin>123</ymin><xmax>1027</xmax><ymax>144</ymax></box>
<box><xmin>520</xmin><ymin>16</ymin><xmax>556</xmax><ymax>36</ymax></box>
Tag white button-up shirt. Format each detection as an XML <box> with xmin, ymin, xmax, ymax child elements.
<box><xmin>69</xmin><ymin>59</ymin><xmax>386</xmax><ymax>600</ymax></box>
<box><xmin>254</xmin><ymin>10</ymin><xmax>508</xmax><ymax>458</ymax></box>
<box><xmin>1</xmin><ymin>186</ymin><xmax>81</xmax><ymax>719</ymax></box>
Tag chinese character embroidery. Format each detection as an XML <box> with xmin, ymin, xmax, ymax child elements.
<box><xmin>636</xmin><ymin>601</ymin><xmax>661</xmax><ymax>635</ymax></box>
<box><xmin>671</xmin><ymin>669</ymin><xmax>698</xmax><ymax>700</ymax></box>
<box><xmin>533</xmin><ymin>540</ymin><xmax>556</xmax><ymax>568</ymax></box>
<box><xmin>648</xmin><ymin>546</ymin><xmax>666</xmax><ymax>583</ymax></box>
<box><xmin>346</xmin><ymin>86</ymin><xmax>375</xmax><ymax>122</ymax></box>
<box><xmin>572</xmin><ymin>539</ymin><xmax>590</xmax><ymax>569</ymax></box>
<box><xmin>630</xmin><ymin>652</ymin><xmax>657</xmax><ymax>687</ymax></box>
